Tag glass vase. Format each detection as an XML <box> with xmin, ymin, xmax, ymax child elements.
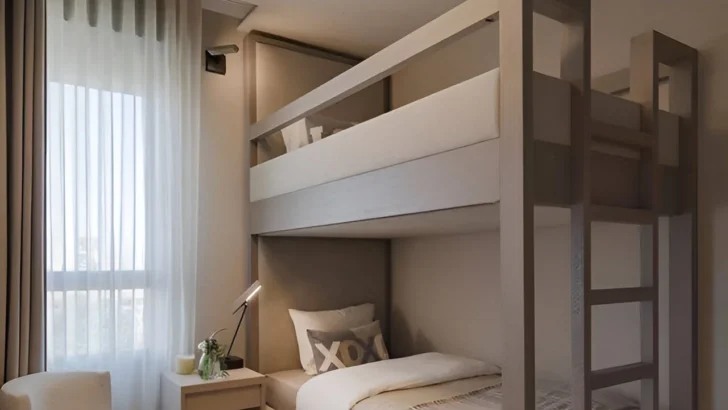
<box><xmin>198</xmin><ymin>352</ymin><xmax>223</xmax><ymax>380</ymax></box>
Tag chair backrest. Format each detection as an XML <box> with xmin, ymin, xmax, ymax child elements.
<box><xmin>0</xmin><ymin>372</ymin><xmax>111</xmax><ymax>410</ymax></box>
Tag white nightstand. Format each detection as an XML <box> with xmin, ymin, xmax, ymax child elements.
<box><xmin>162</xmin><ymin>368</ymin><xmax>266</xmax><ymax>410</ymax></box>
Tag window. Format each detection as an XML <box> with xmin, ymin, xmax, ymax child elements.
<box><xmin>46</xmin><ymin>82</ymin><xmax>147</xmax><ymax>369</ymax></box>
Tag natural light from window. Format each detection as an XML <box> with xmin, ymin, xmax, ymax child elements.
<box><xmin>46</xmin><ymin>82</ymin><xmax>146</xmax><ymax>369</ymax></box>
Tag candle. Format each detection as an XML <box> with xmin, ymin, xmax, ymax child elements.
<box><xmin>176</xmin><ymin>354</ymin><xmax>196</xmax><ymax>375</ymax></box>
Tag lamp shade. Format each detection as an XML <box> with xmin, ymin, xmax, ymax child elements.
<box><xmin>232</xmin><ymin>280</ymin><xmax>261</xmax><ymax>314</ymax></box>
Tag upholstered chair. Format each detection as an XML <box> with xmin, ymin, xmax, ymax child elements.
<box><xmin>0</xmin><ymin>372</ymin><xmax>111</xmax><ymax>410</ymax></box>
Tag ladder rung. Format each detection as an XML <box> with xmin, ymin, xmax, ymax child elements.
<box><xmin>591</xmin><ymin>205</ymin><xmax>654</xmax><ymax>225</ymax></box>
<box><xmin>591</xmin><ymin>362</ymin><xmax>655</xmax><ymax>390</ymax></box>
<box><xmin>591</xmin><ymin>121</ymin><xmax>654</xmax><ymax>148</ymax></box>
<box><xmin>590</xmin><ymin>287</ymin><xmax>654</xmax><ymax>305</ymax></box>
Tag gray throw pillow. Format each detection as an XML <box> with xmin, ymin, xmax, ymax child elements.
<box><xmin>307</xmin><ymin>320</ymin><xmax>389</xmax><ymax>375</ymax></box>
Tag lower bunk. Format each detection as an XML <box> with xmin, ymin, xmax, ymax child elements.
<box><xmin>247</xmin><ymin>237</ymin><xmax>650</xmax><ymax>410</ymax></box>
<box><xmin>267</xmin><ymin>353</ymin><xmax>637</xmax><ymax>410</ymax></box>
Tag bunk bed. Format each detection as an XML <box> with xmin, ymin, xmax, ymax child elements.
<box><xmin>242</xmin><ymin>1</ymin><xmax>699</xmax><ymax>410</ymax></box>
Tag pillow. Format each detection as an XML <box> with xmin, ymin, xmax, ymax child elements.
<box><xmin>289</xmin><ymin>303</ymin><xmax>375</xmax><ymax>375</ymax></box>
<box><xmin>307</xmin><ymin>321</ymin><xmax>389</xmax><ymax>375</ymax></box>
<box><xmin>281</xmin><ymin>118</ymin><xmax>312</xmax><ymax>152</ymax></box>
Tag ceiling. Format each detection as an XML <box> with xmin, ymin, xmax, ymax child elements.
<box><xmin>236</xmin><ymin>0</ymin><xmax>464</xmax><ymax>58</ymax></box>
<box><xmin>230</xmin><ymin>0</ymin><xmax>728</xmax><ymax>75</ymax></box>
<box><xmin>202</xmin><ymin>0</ymin><xmax>256</xmax><ymax>20</ymax></box>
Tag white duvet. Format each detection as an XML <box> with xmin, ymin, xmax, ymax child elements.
<box><xmin>295</xmin><ymin>353</ymin><xmax>501</xmax><ymax>410</ymax></box>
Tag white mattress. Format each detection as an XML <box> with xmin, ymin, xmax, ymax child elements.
<box><xmin>266</xmin><ymin>372</ymin><xmax>638</xmax><ymax>410</ymax></box>
<box><xmin>250</xmin><ymin>68</ymin><xmax>501</xmax><ymax>202</ymax></box>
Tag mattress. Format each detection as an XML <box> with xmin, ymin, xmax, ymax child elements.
<box><xmin>351</xmin><ymin>375</ymin><xmax>500</xmax><ymax>410</ymax></box>
<box><xmin>266</xmin><ymin>369</ymin><xmax>312</xmax><ymax>410</ymax></box>
<box><xmin>265</xmin><ymin>371</ymin><xmax>499</xmax><ymax>410</ymax></box>
<box><xmin>250</xmin><ymin>68</ymin><xmax>501</xmax><ymax>202</ymax></box>
<box><xmin>354</xmin><ymin>378</ymin><xmax>638</xmax><ymax>410</ymax></box>
<box><xmin>266</xmin><ymin>372</ymin><xmax>637</xmax><ymax>410</ymax></box>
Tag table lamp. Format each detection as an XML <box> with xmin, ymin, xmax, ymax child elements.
<box><xmin>224</xmin><ymin>280</ymin><xmax>261</xmax><ymax>370</ymax></box>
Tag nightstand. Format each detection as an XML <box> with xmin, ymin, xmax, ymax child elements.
<box><xmin>162</xmin><ymin>368</ymin><xmax>266</xmax><ymax>410</ymax></box>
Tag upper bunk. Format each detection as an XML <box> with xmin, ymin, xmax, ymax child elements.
<box><xmin>245</xmin><ymin>0</ymin><xmax>684</xmax><ymax>238</ymax></box>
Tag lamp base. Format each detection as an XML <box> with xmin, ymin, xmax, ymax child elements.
<box><xmin>224</xmin><ymin>355</ymin><xmax>244</xmax><ymax>370</ymax></box>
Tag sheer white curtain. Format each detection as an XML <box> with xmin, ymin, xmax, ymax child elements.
<box><xmin>45</xmin><ymin>1</ymin><xmax>201</xmax><ymax>409</ymax></box>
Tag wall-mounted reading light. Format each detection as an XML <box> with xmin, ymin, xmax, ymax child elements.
<box><xmin>205</xmin><ymin>44</ymin><xmax>240</xmax><ymax>75</ymax></box>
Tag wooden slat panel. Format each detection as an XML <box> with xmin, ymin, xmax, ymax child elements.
<box><xmin>251</xmin><ymin>141</ymin><xmax>500</xmax><ymax>234</ymax></box>
<box><xmin>590</xmin><ymin>287</ymin><xmax>654</xmax><ymax>305</ymax></box>
<box><xmin>499</xmin><ymin>0</ymin><xmax>536</xmax><ymax>408</ymax></box>
<box><xmin>591</xmin><ymin>205</ymin><xmax>653</xmax><ymax>225</ymax></box>
<box><xmin>249</xmin><ymin>0</ymin><xmax>498</xmax><ymax>142</ymax></box>
<box><xmin>591</xmin><ymin>121</ymin><xmax>653</xmax><ymax>148</ymax></box>
<box><xmin>591</xmin><ymin>362</ymin><xmax>655</xmax><ymax>390</ymax></box>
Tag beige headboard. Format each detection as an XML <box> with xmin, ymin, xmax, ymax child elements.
<box><xmin>246</xmin><ymin>237</ymin><xmax>389</xmax><ymax>374</ymax></box>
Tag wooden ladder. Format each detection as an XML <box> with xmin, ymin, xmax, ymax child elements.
<box><xmin>571</xmin><ymin>34</ymin><xmax>662</xmax><ymax>410</ymax></box>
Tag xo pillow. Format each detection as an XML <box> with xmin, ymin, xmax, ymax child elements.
<box><xmin>307</xmin><ymin>320</ymin><xmax>389</xmax><ymax>375</ymax></box>
<box><xmin>289</xmin><ymin>303</ymin><xmax>375</xmax><ymax>375</ymax></box>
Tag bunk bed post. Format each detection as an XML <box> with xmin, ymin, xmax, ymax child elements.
<box><xmin>559</xmin><ymin>2</ymin><xmax>592</xmax><ymax>410</ymax></box>
<box><xmin>499</xmin><ymin>1</ymin><xmax>536</xmax><ymax>409</ymax></box>
<box><xmin>667</xmin><ymin>50</ymin><xmax>699</xmax><ymax>410</ymax></box>
<box><xmin>500</xmin><ymin>2</ymin><xmax>594</xmax><ymax>408</ymax></box>
<box><xmin>629</xmin><ymin>31</ymin><xmax>661</xmax><ymax>410</ymax></box>
<box><xmin>243</xmin><ymin>33</ymin><xmax>261</xmax><ymax>372</ymax></box>
<box><xmin>630</xmin><ymin>31</ymin><xmax>699</xmax><ymax>410</ymax></box>
<box><xmin>637</xmin><ymin>32</ymin><xmax>699</xmax><ymax>410</ymax></box>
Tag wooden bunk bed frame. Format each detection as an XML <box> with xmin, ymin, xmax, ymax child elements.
<box><xmin>242</xmin><ymin>1</ymin><xmax>699</xmax><ymax>409</ymax></box>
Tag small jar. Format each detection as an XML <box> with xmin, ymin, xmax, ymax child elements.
<box><xmin>197</xmin><ymin>330</ymin><xmax>228</xmax><ymax>380</ymax></box>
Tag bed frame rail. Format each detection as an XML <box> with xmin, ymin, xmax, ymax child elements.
<box><xmin>499</xmin><ymin>1</ymin><xmax>592</xmax><ymax>410</ymax></box>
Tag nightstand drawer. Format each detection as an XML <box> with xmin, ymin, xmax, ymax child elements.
<box><xmin>186</xmin><ymin>385</ymin><xmax>261</xmax><ymax>410</ymax></box>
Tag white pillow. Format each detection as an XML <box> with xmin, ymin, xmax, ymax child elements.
<box><xmin>289</xmin><ymin>303</ymin><xmax>375</xmax><ymax>375</ymax></box>
<box><xmin>281</xmin><ymin>119</ymin><xmax>312</xmax><ymax>152</ymax></box>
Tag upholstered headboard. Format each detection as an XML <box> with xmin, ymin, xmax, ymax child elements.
<box><xmin>245</xmin><ymin>237</ymin><xmax>390</xmax><ymax>374</ymax></box>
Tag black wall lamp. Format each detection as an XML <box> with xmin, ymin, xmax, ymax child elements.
<box><xmin>205</xmin><ymin>44</ymin><xmax>240</xmax><ymax>75</ymax></box>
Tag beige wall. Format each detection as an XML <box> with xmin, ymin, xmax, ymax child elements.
<box><xmin>255</xmin><ymin>43</ymin><xmax>385</xmax><ymax>123</ymax></box>
<box><xmin>392</xmin><ymin>223</ymin><xmax>670</xmax><ymax>402</ymax></box>
<box><xmin>697</xmin><ymin>32</ymin><xmax>728</xmax><ymax>410</ymax></box>
<box><xmin>196</xmin><ymin>15</ymin><xmax>387</xmax><ymax>360</ymax></box>
<box><xmin>255</xmin><ymin>43</ymin><xmax>385</xmax><ymax>162</ymax></box>
<box><xmin>197</xmin><ymin>10</ymin><xmax>247</xmax><ymax>359</ymax></box>
<box><xmin>391</xmin><ymin>19</ymin><xmax>561</xmax><ymax>109</ymax></box>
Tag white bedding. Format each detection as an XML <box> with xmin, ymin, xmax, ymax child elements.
<box><xmin>295</xmin><ymin>353</ymin><xmax>500</xmax><ymax>410</ymax></box>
